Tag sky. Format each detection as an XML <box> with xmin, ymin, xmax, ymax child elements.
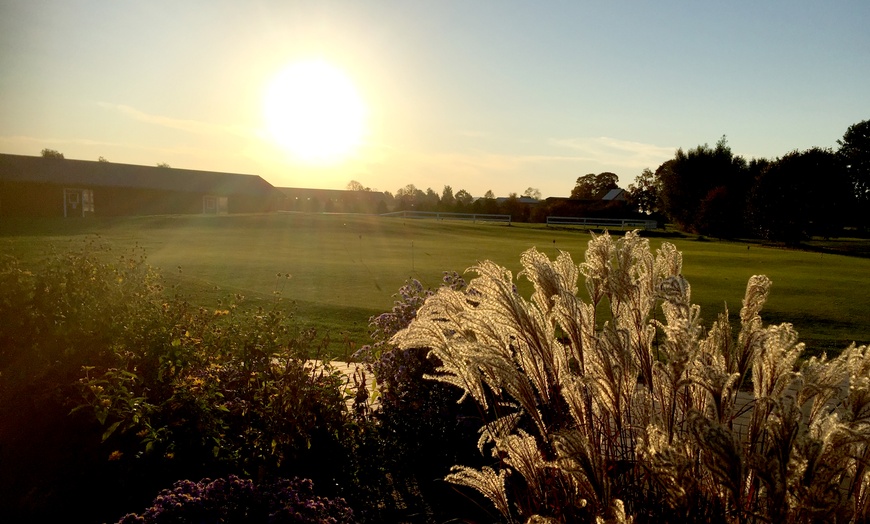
<box><xmin>1</xmin><ymin>1</ymin><xmax>868</xmax><ymax>199</ymax></box>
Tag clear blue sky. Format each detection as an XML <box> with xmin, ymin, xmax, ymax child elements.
<box><xmin>1</xmin><ymin>1</ymin><xmax>868</xmax><ymax>198</ymax></box>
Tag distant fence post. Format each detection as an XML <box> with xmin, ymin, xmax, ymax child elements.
<box><xmin>545</xmin><ymin>216</ymin><xmax>657</xmax><ymax>230</ymax></box>
<box><xmin>380</xmin><ymin>210</ymin><xmax>512</xmax><ymax>224</ymax></box>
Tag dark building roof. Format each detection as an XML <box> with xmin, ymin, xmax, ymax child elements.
<box><xmin>277</xmin><ymin>186</ymin><xmax>388</xmax><ymax>201</ymax></box>
<box><xmin>495</xmin><ymin>196</ymin><xmax>539</xmax><ymax>205</ymax></box>
<box><xmin>602</xmin><ymin>188</ymin><xmax>627</xmax><ymax>201</ymax></box>
<box><xmin>0</xmin><ymin>153</ymin><xmax>276</xmax><ymax>196</ymax></box>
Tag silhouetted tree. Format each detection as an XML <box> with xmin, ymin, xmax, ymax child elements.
<box><xmin>455</xmin><ymin>189</ymin><xmax>473</xmax><ymax>207</ymax></box>
<box><xmin>570</xmin><ymin>172</ymin><xmax>618</xmax><ymax>200</ymax></box>
<box><xmin>421</xmin><ymin>188</ymin><xmax>440</xmax><ymax>211</ymax></box>
<box><xmin>41</xmin><ymin>148</ymin><xmax>64</xmax><ymax>159</ymax></box>
<box><xmin>476</xmin><ymin>190</ymin><xmax>499</xmax><ymax>214</ymax></box>
<box><xmin>98</xmin><ymin>156</ymin><xmax>109</xmax><ymax>162</ymax></box>
<box><xmin>501</xmin><ymin>192</ymin><xmax>527</xmax><ymax>221</ymax></box>
<box><xmin>523</xmin><ymin>187</ymin><xmax>542</xmax><ymax>200</ymax></box>
<box><xmin>626</xmin><ymin>168</ymin><xmax>661</xmax><ymax>214</ymax></box>
<box><xmin>156</xmin><ymin>162</ymin><xmax>171</xmax><ymax>168</ymax></box>
<box><xmin>697</xmin><ymin>186</ymin><xmax>740</xmax><ymax>238</ymax></box>
<box><xmin>658</xmin><ymin>136</ymin><xmax>749</xmax><ymax>234</ymax></box>
<box><xmin>748</xmin><ymin>148</ymin><xmax>851</xmax><ymax>243</ymax></box>
<box><xmin>440</xmin><ymin>185</ymin><xmax>456</xmax><ymax>209</ymax></box>
<box><xmin>347</xmin><ymin>180</ymin><xmax>371</xmax><ymax>191</ymax></box>
<box><xmin>395</xmin><ymin>184</ymin><xmax>418</xmax><ymax>210</ymax></box>
<box><xmin>838</xmin><ymin>118</ymin><xmax>870</xmax><ymax>228</ymax></box>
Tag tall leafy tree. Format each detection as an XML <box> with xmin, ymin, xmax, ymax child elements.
<box><xmin>626</xmin><ymin>168</ymin><xmax>660</xmax><ymax>214</ymax></box>
<box><xmin>395</xmin><ymin>184</ymin><xmax>420</xmax><ymax>210</ymax></box>
<box><xmin>658</xmin><ymin>136</ymin><xmax>749</xmax><ymax>234</ymax></box>
<box><xmin>421</xmin><ymin>187</ymin><xmax>440</xmax><ymax>211</ymax></box>
<box><xmin>749</xmin><ymin>148</ymin><xmax>851</xmax><ymax>243</ymax></box>
<box><xmin>476</xmin><ymin>190</ymin><xmax>498</xmax><ymax>214</ymax></box>
<box><xmin>838</xmin><ymin>118</ymin><xmax>870</xmax><ymax>227</ymax></box>
<box><xmin>440</xmin><ymin>185</ymin><xmax>456</xmax><ymax>209</ymax></box>
<box><xmin>454</xmin><ymin>189</ymin><xmax>473</xmax><ymax>206</ymax></box>
<box><xmin>570</xmin><ymin>172</ymin><xmax>618</xmax><ymax>200</ymax></box>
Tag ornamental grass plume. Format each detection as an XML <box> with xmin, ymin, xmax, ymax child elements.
<box><xmin>392</xmin><ymin>230</ymin><xmax>870</xmax><ymax>523</ymax></box>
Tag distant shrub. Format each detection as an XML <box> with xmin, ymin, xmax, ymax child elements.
<box><xmin>117</xmin><ymin>475</ymin><xmax>353</xmax><ymax>524</ymax></box>
<box><xmin>394</xmin><ymin>231</ymin><xmax>870</xmax><ymax>523</ymax></box>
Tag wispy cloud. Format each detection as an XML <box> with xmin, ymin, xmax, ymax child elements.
<box><xmin>0</xmin><ymin>135</ymin><xmax>123</xmax><ymax>149</ymax></box>
<box><xmin>550</xmin><ymin>136</ymin><xmax>675</xmax><ymax>171</ymax></box>
<box><xmin>97</xmin><ymin>103</ymin><xmax>255</xmax><ymax>139</ymax></box>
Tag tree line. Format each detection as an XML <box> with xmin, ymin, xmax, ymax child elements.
<box><xmin>347</xmin><ymin>118</ymin><xmax>869</xmax><ymax>240</ymax></box>
<box><xmin>345</xmin><ymin>178</ymin><xmax>638</xmax><ymax>223</ymax></box>
<box><xmin>626</xmin><ymin>118</ymin><xmax>870</xmax><ymax>243</ymax></box>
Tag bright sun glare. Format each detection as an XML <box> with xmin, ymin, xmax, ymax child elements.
<box><xmin>263</xmin><ymin>60</ymin><xmax>366</xmax><ymax>165</ymax></box>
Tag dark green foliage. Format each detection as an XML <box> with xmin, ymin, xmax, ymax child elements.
<box><xmin>749</xmin><ymin>148</ymin><xmax>853</xmax><ymax>243</ymax></box>
<box><xmin>658</xmin><ymin>137</ymin><xmax>751</xmax><ymax>235</ymax></box>
<box><xmin>650</xmin><ymin>120</ymin><xmax>870</xmax><ymax>239</ymax></box>
<box><xmin>355</xmin><ymin>275</ymin><xmax>490</xmax><ymax>522</ymax></box>
<box><xmin>571</xmin><ymin>172</ymin><xmax>619</xmax><ymax>200</ymax></box>
<box><xmin>838</xmin><ymin>118</ymin><xmax>870</xmax><ymax>228</ymax></box>
<box><xmin>0</xmin><ymin>245</ymin><xmax>354</xmax><ymax>523</ymax></box>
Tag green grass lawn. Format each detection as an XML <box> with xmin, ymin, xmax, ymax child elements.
<box><xmin>2</xmin><ymin>213</ymin><xmax>868</xmax><ymax>357</ymax></box>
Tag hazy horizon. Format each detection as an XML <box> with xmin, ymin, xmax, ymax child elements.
<box><xmin>2</xmin><ymin>1</ymin><xmax>868</xmax><ymax>198</ymax></box>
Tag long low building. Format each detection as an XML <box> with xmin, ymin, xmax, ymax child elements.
<box><xmin>0</xmin><ymin>153</ymin><xmax>282</xmax><ymax>217</ymax></box>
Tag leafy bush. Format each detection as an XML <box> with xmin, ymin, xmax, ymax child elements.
<box><xmin>394</xmin><ymin>231</ymin><xmax>870</xmax><ymax>523</ymax></box>
<box><xmin>76</xmin><ymin>301</ymin><xmax>349</xmax><ymax>478</ymax></box>
<box><xmin>0</xmin><ymin>244</ymin><xmax>168</xmax><ymax>520</ymax></box>
<box><xmin>0</xmin><ymin>242</ymin><xmax>162</xmax><ymax>392</ymax></box>
<box><xmin>0</xmin><ymin>246</ymin><xmax>355</xmax><ymax>522</ymax></box>
<box><xmin>116</xmin><ymin>475</ymin><xmax>353</xmax><ymax>524</ymax></box>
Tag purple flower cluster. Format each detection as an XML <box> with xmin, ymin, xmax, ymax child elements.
<box><xmin>351</xmin><ymin>272</ymin><xmax>466</xmax><ymax>409</ymax></box>
<box><xmin>116</xmin><ymin>475</ymin><xmax>353</xmax><ymax>524</ymax></box>
<box><xmin>354</xmin><ymin>271</ymin><xmax>465</xmax><ymax>364</ymax></box>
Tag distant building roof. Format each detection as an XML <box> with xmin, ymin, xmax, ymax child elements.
<box><xmin>602</xmin><ymin>188</ymin><xmax>627</xmax><ymax>201</ymax></box>
<box><xmin>277</xmin><ymin>187</ymin><xmax>388</xmax><ymax>201</ymax></box>
<box><xmin>0</xmin><ymin>154</ymin><xmax>275</xmax><ymax>196</ymax></box>
<box><xmin>495</xmin><ymin>196</ymin><xmax>540</xmax><ymax>205</ymax></box>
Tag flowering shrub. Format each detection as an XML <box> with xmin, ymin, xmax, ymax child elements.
<box><xmin>352</xmin><ymin>273</ymin><xmax>488</xmax><ymax>520</ymax></box>
<box><xmin>355</xmin><ymin>272</ymin><xmax>465</xmax><ymax>401</ymax></box>
<box><xmin>117</xmin><ymin>475</ymin><xmax>353</xmax><ymax>523</ymax></box>
<box><xmin>394</xmin><ymin>231</ymin><xmax>870</xmax><ymax>523</ymax></box>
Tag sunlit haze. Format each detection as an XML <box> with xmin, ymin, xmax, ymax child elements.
<box><xmin>1</xmin><ymin>1</ymin><xmax>868</xmax><ymax>197</ymax></box>
<box><xmin>263</xmin><ymin>59</ymin><xmax>366</xmax><ymax>165</ymax></box>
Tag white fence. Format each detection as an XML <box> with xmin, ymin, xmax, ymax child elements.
<box><xmin>546</xmin><ymin>216</ymin><xmax>658</xmax><ymax>230</ymax></box>
<box><xmin>381</xmin><ymin>210</ymin><xmax>512</xmax><ymax>224</ymax></box>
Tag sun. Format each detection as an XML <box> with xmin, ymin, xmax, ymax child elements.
<box><xmin>263</xmin><ymin>60</ymin><xmax>366</xmax><ymax>165</ymax></box>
